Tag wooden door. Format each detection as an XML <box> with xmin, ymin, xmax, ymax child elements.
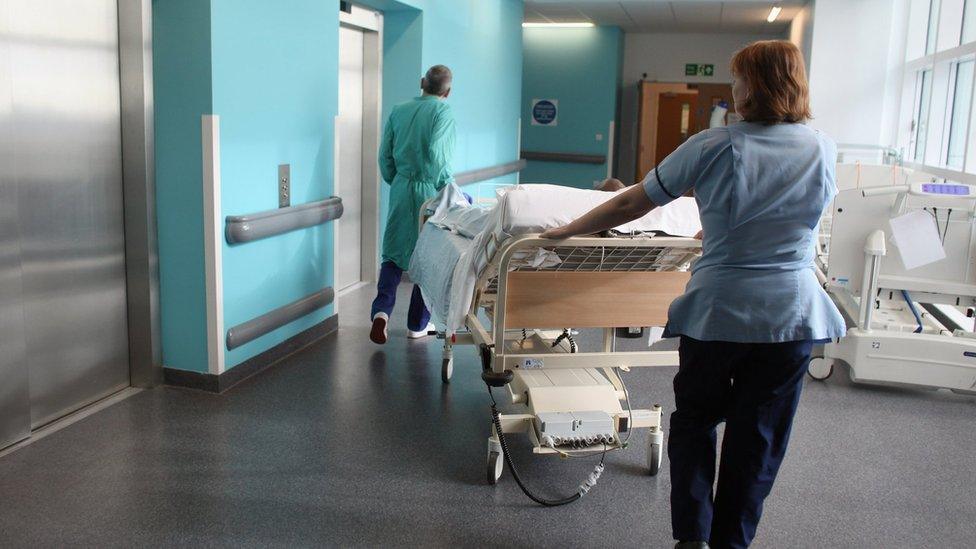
<box><xmin>655</xmin><ymin>93</ymin><xmax>699</xmax><ymax>165</ymax></box>
<box><xmin>690</xmin><ymin>83</ymin><xmax>734</xmax><ymax>133</ymax></box>
<box><xmin>635</xmin><ymin>82</ymin><xmax>693</xmax><ymax>183</ymax></box>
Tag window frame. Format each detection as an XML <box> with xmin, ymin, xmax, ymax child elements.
<box><xmin>899</xmin><ymin>0</ymin><xmax>976</xmax><ymax>183</ymax></box>
<box><xmin>944</xmin><ymin>58</ymin><xmax>975</xmax><ymax>169</ymax></box>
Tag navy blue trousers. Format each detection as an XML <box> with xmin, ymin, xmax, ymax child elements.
<box><xmin>669</xmin><ymin>336</ymin><xmax>813</xmax><ymax>548</ymax></box>
<box><xmin>370</xmin><ymin>261</ymin><xmax>431</xmax><ymax>332</ymax></box>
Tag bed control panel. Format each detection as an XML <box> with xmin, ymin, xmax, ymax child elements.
<box><xmin>912</xmin><ymin>182</ymin><xmax>976</xmax><ymax>197</ymax></box>
<box><xmin>537</xmin><ymin>411</ymin><xmax>616</xmax><ymax>447</ymax></box>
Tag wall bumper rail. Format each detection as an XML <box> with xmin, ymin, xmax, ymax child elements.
<box><xmin>225</xmin><ymin>287</ymin><xmax>335</xmax><ymax>350</ymax></box>
<box><xmin>454</xmin><ymin>159</ymin><xmax>527</xmax><ymax>185</ymax></box>
<box><xmin>225</xmin><ymin>197</ymin><xmax>343</xmax><ymax>244</ymax></box>
<box><xmin>521</xmin><ymin>151</ymin><xmax>606</xmax><ymax>165</ymax></box>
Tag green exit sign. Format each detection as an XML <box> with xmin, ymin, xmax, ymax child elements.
<box><xmin>685</xmin><ymin>63</ymin><xmax>715</xmax><ymax>77</ymax></box>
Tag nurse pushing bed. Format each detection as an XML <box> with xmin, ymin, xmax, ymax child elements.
<box><xmin>541</xmin><ymin>40</ymin><xmax>845</xmax><ymax>549</ymax></box>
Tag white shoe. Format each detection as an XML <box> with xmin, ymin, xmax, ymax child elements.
<box><xmin>407</xmin><ymin>322</ymin><xmax>436</xmax><ymax>339</ymax></box>
<box><xmin>370</xmin><ymin>312</ymin><xmax>389</xmax><ymax>344</ymax></box>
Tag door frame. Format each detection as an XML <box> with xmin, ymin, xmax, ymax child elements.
<box><xmin>118</xmin><ymin>0</ymin><xmax>162</xmax><ymax>388</ymax></box>
<box><xmin>636</xmin><ymin>82</ymin><xmax>694</xmax><ymax>183</ymax></box>
<box><xmin>336</xmin><ymin>5</ymin><xmax>383</xmax><ymax>305</ymax></box>
<box><xmin>635</xmin><ymin>81</ymin><xmax>734</xmax><ymax>183</ymax></box>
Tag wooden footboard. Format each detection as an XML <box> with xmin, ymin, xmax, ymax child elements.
<box><xmin>503</xmin><ymin>271</ymin><xmax>690</xmax><ymax>329</ymax></box>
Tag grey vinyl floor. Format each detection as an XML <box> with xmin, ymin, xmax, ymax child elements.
<box><xmin>1</xmin><ymin>284</ymin><xmax>975</xmax><ymax>548</ymax></box>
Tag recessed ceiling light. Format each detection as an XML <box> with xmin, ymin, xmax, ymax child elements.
<box><xmin>522</xmin><ymin>22</ymin><xmax>595</xmax><ymax>28</ymax></box>
<box><xmin>767</xmin><ymin>5</ymin><xmax>782</xmax><ymax>23</ymax></box>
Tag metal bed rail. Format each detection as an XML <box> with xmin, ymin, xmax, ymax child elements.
<box><xmin>836</xmin><ymin>143</ymin><xmax>902</xmax><ymax>166</ymax></box>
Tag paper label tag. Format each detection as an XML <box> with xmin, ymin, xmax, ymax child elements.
<box><xmin>647</xmin><ymin>326</ymin><xmax>666</xmax><ymax>347</ymax></box>
<box><xmin>889</xmin><ymin>210</ymin><xmax>946</xmax><ymax>270</ymax></box>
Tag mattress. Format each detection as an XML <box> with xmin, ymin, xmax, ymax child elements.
<box><xmin>493</xmin><ymin>183</ymin><xmax>700</xmax><ymax>237</ymax></box>
<box><xmin>428</xmin><ymin>183</ymin><xmax>701</xmax><ymax>241</ymax></box>
<box><xmin>410</xmin><ymin>183</ymin><xmax>702</xmax><ymax>334</ymax></box>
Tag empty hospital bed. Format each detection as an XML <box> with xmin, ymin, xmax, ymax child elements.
<box><xmin>410</xmin><ymin>183</ymin><xmax>701</xmax><ymax>503</ymax></box>
<box><xmin>817</xmin><ymin>154</ymin><xmax>911</xmax><ymax>282</ymax></box>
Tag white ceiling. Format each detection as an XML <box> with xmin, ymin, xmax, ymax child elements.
<box><xmin>524</xmin><ymin>1</ymin><xmax>809</xmax><ymax>34</ymax></box>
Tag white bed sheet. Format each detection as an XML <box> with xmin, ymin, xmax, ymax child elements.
<box><xmin>492</xmin><ymin>183</ymin><xmax>701</xmax><ymax>238</ymax></box>
<box><xmin>410</xmin><ymin>183</ymin><xmax>702</xmax><ymax>335</ymax></box>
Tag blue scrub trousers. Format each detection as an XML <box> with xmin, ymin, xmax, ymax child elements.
<box><xmin>669</xmin><ymin>336</ymin><xmax>813</xmax><ymax>548</ymax></box>
<box><xmin>370</xmin><ymin>261</ymin><xmax>431</xmax><ymax>332</ymax></box>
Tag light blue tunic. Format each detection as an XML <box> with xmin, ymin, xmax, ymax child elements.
<box><xmin>643</xmin><ymin>122</ymin><xmax>845</xmax><ymax>343</ymax></box>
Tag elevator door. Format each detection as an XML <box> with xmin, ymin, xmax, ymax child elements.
<box><xmin>336</xmin><ymin>24</ymin><xmax>365</xmax><ymax>291</ymax></box>
<box><xmin>0</xmin><ymin>0</ymin><xmax>130</xmax><ymax>447</ymax></box>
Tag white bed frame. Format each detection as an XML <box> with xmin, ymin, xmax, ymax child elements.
<box><xmin>810</xmin><ymin>183</ymin><xmax>976</xmax><ymax>395</ymax></box>
<box><xmin>420</xmin><ymin>195</ymin><xmax>701</xmax><ymax>482</ymax></box>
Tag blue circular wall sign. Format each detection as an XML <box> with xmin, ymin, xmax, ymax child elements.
<box><xmin>532</xmin><ymin>99</ymin><xmax>557</xmax><ymax>125</ymax></box>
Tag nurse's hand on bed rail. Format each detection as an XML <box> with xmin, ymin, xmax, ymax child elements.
<box><xmin>539</xmin><ymin>184</ymin><xmax>657</xmax><ymax>239</ymax></box>
<box><xmin>539</xmin><ymin>226</ymin><xmax>571</xmax><ymax>239</ymax></box>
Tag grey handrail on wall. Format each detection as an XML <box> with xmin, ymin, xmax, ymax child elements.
<box><xmin>225</xmin><ymin>197</ymin><xmax>343</xmax><ymax>244</ymax></box>
<box><xmin>521</xmin><ymin>151</ymin><xmax>606</xmax><ymax>165</ymax></box>
<box><xmin>453</xmin><ymin>159</ymin><xmax>527</xmax><ymax>185</ymax></box>
<box><xmin>225</xmin><ymin>288</ymin><xmax>335</xmax><ymax>350</ymax></box>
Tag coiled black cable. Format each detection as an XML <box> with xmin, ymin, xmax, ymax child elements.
<box><xmin>552</xmin><ymin>329</ymin><xmax>578</xmax><ymax>353</ymax></box>
<box><xmin>488</xmin><ymin>387</ymin><xmax>605</xmax><ymax>507</ymax></box>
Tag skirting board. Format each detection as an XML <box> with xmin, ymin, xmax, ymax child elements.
<box><xmin>164</xmin><ymin>314</ymin><xmax>338</xmax><ymax>393</ymax></box>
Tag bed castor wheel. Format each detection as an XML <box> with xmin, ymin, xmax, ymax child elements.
<box><xmin>807</xmin><ymin>357</ymin><xmax>834</xmax><ymax>381</ymax></box>
<box><xmin>487</xmin><ymin>436</ymin><xmax>504</xmax><ymax>485</ymax></box>
<box><xmin>482</xmin><ymin>369</ymin><xmax>514</xmax><ymax>387</ymax></box>
<box><xmin>441</xmin><ymin>357</ymin><xmax>453</xmax><ymax>383</ymax></box>
<box><xmin>479</xmin><ymin>343</ymin><xmax>492</xmax><ymax>371</ymax></box>
<box><xmin>487</xmin><ymin>451</ymin><xmax>503</xmax><ymax>484</ymax></box>
<box><xmin>648</xmin><ymin>443</ymin><xmax>662</xmax><ymax>476</ymax></box>
<box><xmin>647</xmin><ymin>426</ymin><xmax>664</xmax><ymax>476</ymax></box>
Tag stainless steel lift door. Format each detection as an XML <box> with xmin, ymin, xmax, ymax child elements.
<box><xmin>0</xmin><ymin>0</ymin><xmax>130</xmax><ymax>446</ymax></box>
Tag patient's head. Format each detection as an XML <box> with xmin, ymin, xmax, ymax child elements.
<box><xmin>730</xmin><ymin>40</ymin><xmax>811</xmax><ymax>125</ymax></box>
<box><xmin>597</xmin><ymin>178</ymin><xmax>626</xmax><ymax>192</ymax></box>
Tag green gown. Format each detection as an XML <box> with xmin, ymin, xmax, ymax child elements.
<box><xmin>379</xmin><ymin>95</ymin><xmax>456</xmax><ymax>270</ymax></box>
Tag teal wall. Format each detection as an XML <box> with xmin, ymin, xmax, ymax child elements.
<box><xmin>210</xmin><ymin>0</ymin><xmax>338</xmax><ymax>367</ymax></box>
<box><xmin>377</xmin><ymin>6</ymin><xmax>424</xmax><ymax>240</ymax></box>
<box><xmin>153</xmin><ymin>0</ymin><xmax>213</xmax><ymax>374</ymax></box>
<box><xmin>366</xmin><ymin>0</ymin><xmax>524</xmax><ymax>240</ymax></box>
<box><xmin>153</xmin><ymin>0</ymin><xmax>522</xmax><ymax>374</ymax></box>
<box><xmin>521</xmin><ymin>26</ymin><xmax>623</xmax><ymax>188</ymax></box>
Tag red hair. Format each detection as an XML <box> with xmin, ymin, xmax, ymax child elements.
<box><xmin>731</xmin><ymin>40</ymin><xmax>812</xmax><ymax>124</ymax></box>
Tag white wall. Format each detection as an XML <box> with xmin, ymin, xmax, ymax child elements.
<box><xmin>788</xmin><ymin>2</ymin><xmax>815</xmax><ymax>69</ymax></box>
<box><xmin>880</xmin><ymin>0</ymin><xmax>911</xmax><ymax>150</ymax></box>
<box><xmin>617</xmin><ymin>32</ymin><xmax>780</xmax><ymax>183</ymax></box>
<box><xmin>806</xmin><ymin>0</ymin><xmax>902</xmax><ymax>146</ymax></box>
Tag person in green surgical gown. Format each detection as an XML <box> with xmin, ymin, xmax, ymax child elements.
<box><xmin>368</xmin><ymin>65</ymin><xmax>456</xmax><ymax>345</ymax></box>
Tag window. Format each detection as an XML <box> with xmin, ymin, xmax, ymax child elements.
<box><xmin>915</xmin><ymin>70</ymin><xmax>934</xmax><ymax>161</ymax></box>
<box><xmin>897</xmin><ymin>0</ymin><xmax>976</xmax><ymax>178</ymax></box>
<box><xmin>907</xmin><ymin>0</ymin><xmax>935</xmax><ymax>60</ymax></box>
<box><xmin>947</xmin><ymin>60</ymin><xmax>974</xmax><ymax>168</ymax></box>
<box><xmin>938</xmin><ymin>0</ymin><xmax>965</xmax><ymax>50</ymax></box>
<box><xmin>964</xmin><ymin>0</ymin><xmax>976</xmax><ymax>43</ymax></box>
<box><xmin>926</xmin><ymin>0</ymin><xmax>942</xmax><ymax>54</ymax></box>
